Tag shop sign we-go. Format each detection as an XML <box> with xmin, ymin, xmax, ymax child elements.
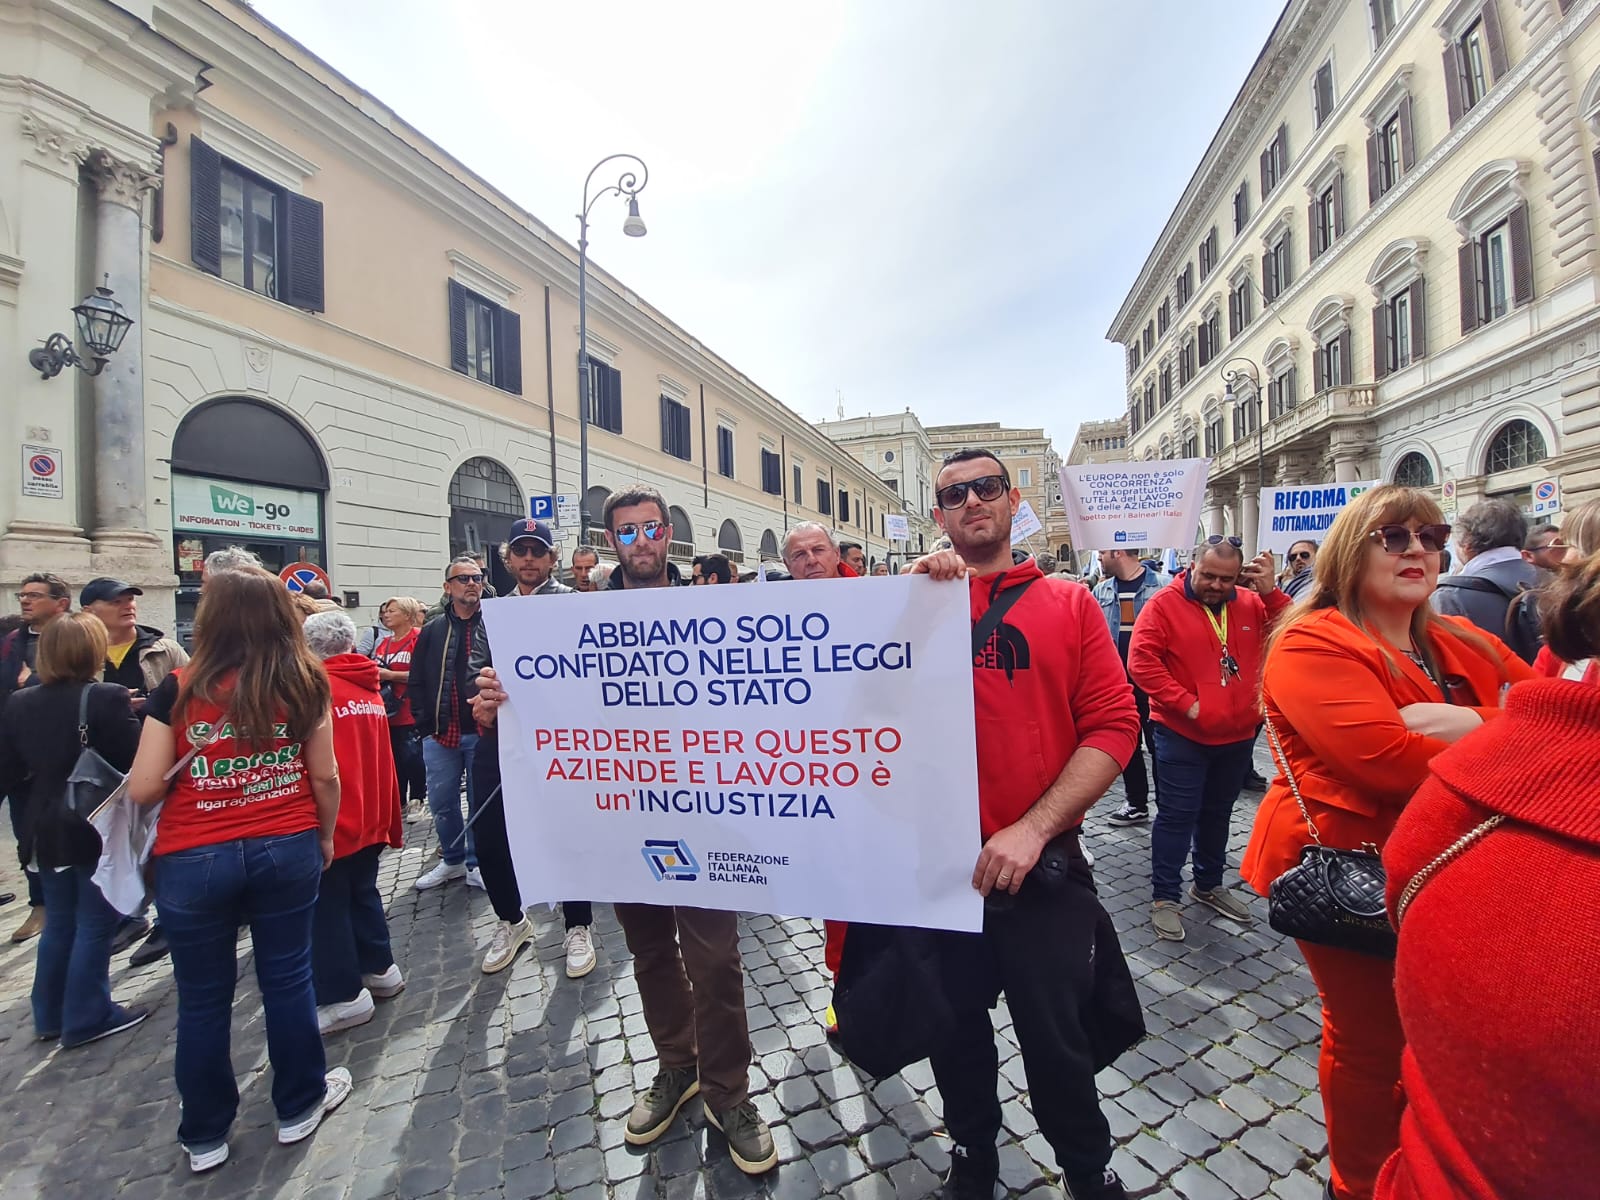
<box><xmin>171</xmin><ymin>474</ymin><xmax>322</xmax><ymax>540</ymax></box>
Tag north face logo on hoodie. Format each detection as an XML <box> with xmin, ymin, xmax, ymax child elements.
<box><xmin>977</xmin><ymin>623</ymin><xmax>1031</xmax><ymax>683</ymax></box>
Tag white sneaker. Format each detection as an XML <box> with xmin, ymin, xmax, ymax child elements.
<box><xmin>362</xmin><ymin>965</ymin><xmax>405</xmax><ymax>999</ymax></box>
<box><xmin>465</xmin><ymin>867</ymin><xmax>485</xmax><ymax>890</ymax></box>
<box><xmin>482</xmin><ymin>916</ymin><xmax>532</xmax><ymax>975</ymax></box>
<box><xmin>414</xmin><ymin>860</ymin><xmax>467</xmax><ymax>891</ymax></box>
<box><xmin>277</xmin><ymin>1068</ymin><xmax>353</xmax><ymax>1144</ymax></box>
<box><xmin>564</xmin><ymin>924</ymin><xmax>597</xmax><ymax>979</ymax></box>
<box><xmin>187</xmin><ymin>1142</ymin><xmax>228</xmax><ymax>1173</ymax></box>
<box><xmin>317</xmin><ymin>988</ymin><xmax>374</xmax><ymax>1035</ymax></box>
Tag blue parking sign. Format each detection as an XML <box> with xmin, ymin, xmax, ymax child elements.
<box><xmin>529</xmin><ymin>495</ymin><xmax>555</xmax><ymax>520</ymax></box>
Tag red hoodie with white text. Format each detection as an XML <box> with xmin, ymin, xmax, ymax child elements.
<box><xmin>324</xmin><ymin>652</ymin><xmax>403</xmax><ymax>859</ymax></box>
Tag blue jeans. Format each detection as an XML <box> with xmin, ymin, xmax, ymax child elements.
<box><xmin>33</xmin><ymin>866</ymin><xmax>125</xmax><ymax>1040</ymax></box>
<box><xmin>423</xmin><ymin>733</ymin><xmax>479</xmax><ymax>868</ymax></box>
<box><xmin>1149</xmin><ymin>726</ymin><xmax>1255</xmax><ymax>903</ymax></box>
<box><xmin>155</xmin><ymin>830</ymin><xmax>327</xmax><ymax>1150</ymax></box>
<box><xmin>312</xmin><ymin>844</ymin><xmax>394</xmax><ymax>1005</ymax></box>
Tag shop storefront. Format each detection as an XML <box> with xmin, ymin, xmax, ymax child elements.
<box><xmin>169</xmin><ymin>397</ymin><xmax>329</xmax><ymax>644</ymax></box>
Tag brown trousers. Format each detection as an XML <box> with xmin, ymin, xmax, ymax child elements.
<box><xmin>614</xmin><ymin>903</ymin><xmax>751</xmax><ymax>1112</ymax></box>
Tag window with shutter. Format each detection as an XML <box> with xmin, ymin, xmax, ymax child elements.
<box><xmin>1507</xmin><ymin>201</ymin><xmax>1534</xmax><ymax>307</ymax></box>
<box><xmin>1370</xmin><ymin>0</ymin><xmax>1399</xmax><ymax>45</ymax></box>
<box><xmin>448</xmin><ymin>281</ymin><xmax>469</xmax><ymax>375</ymax></box>
<box><xmin>661</xmin><ymin>397</ymin><xmax>692</xmax><ymax>461</ymax></box>
<box><xmin>760</xmin><ymin>449</ymin><xmax>780</xmax><ymax>494</ymax></box>
<box><xmin>1458</xmin><ymin>241</ymin><xmax>1483</xmax><ymax>333</ymax></box>
<box><xmin>1234</xmin><ymin>182</ymin><xmax>1250</xmax><ymax>235</ymax></box>
<box><xmin>1313</xmin><ymin>61</ymin><xmax>1335</xmax><ymax>129</ymax></box>
<box><xmin>591</xmin><ymin>362</ymin><xmax>624</xmax><ymax>434</ymax></box>
<box><xmin>192</xmin><ymin>139</ymin><xmax>325</xmax><ymax>314</ymax></box>
<box><xmin>838</xmin><ymin>489</ymin><xmax>850</xmax><ymax>523</ymax></box>
<box><xmin>449</xmin><ymin>284</ymin><xmax>520</xmax><ymax>394</ymax></box>
<box><xmin>495</xmin><ymin>306</ymin><xmax>522</xmax><ymax>396</ymax></box>
<box><xmin>816</xmin><ymin>480</ymin><xmax>831</xmax><ymax>516</ymax></box>
<box><xmin>1374</xmin><ymin>304</ymin><xmax>1392</xmax><ymax>380</ymax></box>
<box><xmin>718</xmin><ymin>427</ymin><xmax>736</xmax><ymax>479</ymax></box>
<box><xmin>793</xmin><ymin>464</ymin><xmax>803</xmax><ymax>502</ymax></box>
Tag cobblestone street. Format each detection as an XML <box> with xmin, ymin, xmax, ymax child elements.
<box><xmin>0</xmin><ymin>759</ymin><xmax>1330</xmax><ymax>1200</ymax></box>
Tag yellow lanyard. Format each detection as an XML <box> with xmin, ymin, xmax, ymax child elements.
<box><xmin>1203</xmin><ymin>603</ymin><xmax>1228</xmax><ymax>649</ymax></box>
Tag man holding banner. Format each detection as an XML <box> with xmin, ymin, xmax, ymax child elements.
<box><xmin>913</xmin><ymin>448</ymin><xmax>1144</xmax><ymax>1200</ymax></box>
<box><xmin>474</xmin><ymin>485</ymin><xmax>777</xmax><ymax>1177</ymax></box>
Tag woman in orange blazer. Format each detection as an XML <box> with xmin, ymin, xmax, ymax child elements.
<box><xmin>1241</xmin><ymin>485</ymin><xmax>1529</xmax><ymax>1200</ymax></box>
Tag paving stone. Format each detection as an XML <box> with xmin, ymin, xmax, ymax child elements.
<box><xmin>788</xmin><ymin>1108</ymin><xmax>846</xmax><ymax>1150</ymax></box>
<box><xmin>810</xmin><ymin>1145</ymin><xmax>869</xmax><ymax>1190</ymax></box>
<box><xmin>1169</xmin><ymin>1163</ymin><xmax>1239</xmax><ymax>1200</ymax></box>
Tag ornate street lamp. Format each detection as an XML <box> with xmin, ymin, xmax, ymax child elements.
<box><xmin>28</xmin><ymin>278</ymin><xmax>134</xmax><ymax>380</ymax></box>
<box><xmin>577</xmin><ymin>154</ymin><xmax>649</xmax><ymax>540</ymax></box>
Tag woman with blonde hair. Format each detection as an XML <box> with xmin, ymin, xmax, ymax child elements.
<box><xmin>0</xmin><ymin>612</ymin><xmax>143</xmax><ymax>1045</ymax></box>
<box><xmin>1531</xmin><ymin>496</ymin><xmax>1600</xmax><ymax>683</ymax></box>
<box><xmin>373</xmin><ymin>596</ymin><xmax>427</xmax><ymax>811</ymax></box>
<box><xmin>129</xmin><ymin>567</ymin><xmax>348</xmax><ymax>1173</ymax></box>
<box><xmin>1241</xmin><ymin>484</ymin><xmax>1531</xmax><ymax>1200</ymax></box>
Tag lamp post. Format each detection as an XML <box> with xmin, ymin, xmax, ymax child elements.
<box><xmin>1221</xmin><ymin>357</ymin><xmax>1265</xmax><ymax>556</ymax></box>
<box><xmin>577</xmin><ymin>154</ymin><xmax>649</xmax><ymax>543</ymax></box>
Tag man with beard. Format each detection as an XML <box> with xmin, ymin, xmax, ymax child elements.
<box><xmin>468</xmin><ymin>519</ymin><xmax>596</xmax><ymax>978</ymax></box>
<box><xmin>474</xmin><ymin>485</ymin><xmax>774</xmax><ymax>1175</ymax></box>
<box><xmin>911</xmin><ymin>449</ymin><xmax>1142</xmax><ymax>1200</ymax></box>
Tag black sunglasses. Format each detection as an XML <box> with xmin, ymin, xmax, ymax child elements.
<box><xmin>936</xmin><ymin>474</ymin><xmax>1009</xmax><ymax>510</ymax></box>
<box><xmin>1288</xmin><ymin>550</ymin><xmax>1314</xmax><ymax>563</ymax></box>
<box><xmin>448</xmin><ymin>572</ymin><xmax>485</xmax><ymax>584</ymax></box>
<box><xmin>507</xmin><ymin>541</ymin><xmax>551</xmax><ymax>557</ymax></box>
<box><xmin>1368</xmin><ymin>524</ymin><xmax>1451</xmax><ymax>555</ymax></box>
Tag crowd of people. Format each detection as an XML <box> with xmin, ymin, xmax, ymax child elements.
<box><xmin>0</xmin><ymin>455</ymin><xmax>1593</xmax><ymax>1198</ymax></box>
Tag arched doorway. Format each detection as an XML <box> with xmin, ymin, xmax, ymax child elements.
<box><xmin>448</xmin><ymin>457</ymin><xmax>522</xmax><ymax>596</ymax></box>
<box><xmin>717</xmin><ymin>519</ymin><xmax>744</xmax><ymax>565</ymax></box>
<box><xmin>668</xmin><ymin>506</ymin><xmax>695</xmax><ymax>562</ymax></box>
<box><xmin>759</xmin><ymin>529</ymin><xmax>779</xmax><ymax>562</ymax></box>
<box><xmin>169</xmin><ymin>397</ymin><xmax>329</xmax><ymax>644</ymax></box>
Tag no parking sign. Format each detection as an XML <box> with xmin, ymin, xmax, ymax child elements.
<box><xmin>21</xmin><ymin>444</ymin><xmax>62</xmax><ymax>499</ymax></box>
<box><xmin>1532</xmin><ymin>478</ymin><xmax>1561</xmax><ymax>516</ymax></box>
<box><xmin>280</xmin><ymin>561</ymin><xmax>331</xmax><ymax>594</ymax></box>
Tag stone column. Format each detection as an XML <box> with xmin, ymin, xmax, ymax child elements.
<box><xmin>1239</xmin><ymin>471</ymin><xmax>1261</xmax><ymax>558</ymax></box>
<box><xmin>83</xmin><ymin>149</ymin><xmax>161</xmax><ymax>547</ymax></box>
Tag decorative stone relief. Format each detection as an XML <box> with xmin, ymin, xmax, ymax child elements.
<box><xmin>244</xmin><ymin>344</ymin><xmax>271</xmax><ymax>388</ymax></box>
<box><xmin>83</xmin><ymin>149</ymin><xmax>162</xmax><ymax>210</ymax></box>
<box><xmin>19</xmin><ymin>111</ymin><xmax>90</xmax><ymax>166</ymax></box>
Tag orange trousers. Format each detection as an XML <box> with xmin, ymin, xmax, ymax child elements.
<box><xmin>1296</xmin><ymin>941</ymin><xmax>1405</xmax><ymax>1200</ymax></box>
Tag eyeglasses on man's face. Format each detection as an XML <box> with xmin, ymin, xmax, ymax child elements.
<box><xmin>1288</xmin><ymin>551</ymin><xmax>1314</xmax><ymax>564</ymax></box>
<box><xmin>508</xmin><ymin>542</ymin><xmax>551</xmax><ymax>558</ymax></box>
<box><xmin>16</xmin><ymin>590</ymin><xmax>58</xmax><ymax>603</ymax></box>
<box><xmin>448</xmin><ymin>573</ymin><xmax>485</xmax><ymax>585</ymax></box>
<box><xmin>613</xmin><ymin>520</ymin><xmax>668</xmax><ymax>546</ymax></box>
<box><xmin>936</xmin><ymin>474</ymin><xmax>1009</xmax><ymax>510</ymax></box>
<box><xmin>1204</xmin><ymin>535</ymin><xmax>1243</xmax><ymax>549</ymax></box>
<box><xmin>1367</xmin><ymin>523</ymin><xmax>1451</xmax><ymax>555</ymax></box>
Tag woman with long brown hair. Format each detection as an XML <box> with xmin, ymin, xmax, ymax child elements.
<box><xmin>128</xmin><ymin>567</ymin><xmax>348</xmax><ymax>1174</ymax></box>
<box><xmin>1241</xmin><ymin>485</ymin><xmax>1531</xmax><ymax>1200</ymax></box>
<box><xmin>1531</xmin><ymin>497</ymin><xmax>1600</xmax><ymax>683</ymax></box>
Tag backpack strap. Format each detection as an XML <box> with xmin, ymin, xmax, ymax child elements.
<box><xmin>971</xmin><ymin>577</ymin><xmax>1038</xmax><ymax>660</ymax></box>
<box><xmin>78</xmin><ymin>682</ymin><xmax>93</xmax><ymax>747</ymax></box>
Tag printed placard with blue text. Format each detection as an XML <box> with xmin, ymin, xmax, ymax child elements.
<box><xmin>480</xmin><ymin>577</ymin><xmax>984</xmax><ymax>932</ymax></box>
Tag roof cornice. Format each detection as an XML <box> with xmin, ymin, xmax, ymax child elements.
<box><xmin>1106</xmin><ymin>0</ymin><xmax>1328</xmax><ymax>343</ymax></box>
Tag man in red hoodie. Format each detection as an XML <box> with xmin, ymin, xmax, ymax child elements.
<box><xmin>1128</xmin><ymin>536</ymin><xmax>1288</xmax><ymax>943</ymax></box>
<box><xmin>913</xmin><ymin>448</ymin><xmax>1142</xmax><ymax>1200</ymax></box>
<box><xmin>303</xmin><ymin>611</ymin><xmax>405</xmax><ymax>1034</ymax></box>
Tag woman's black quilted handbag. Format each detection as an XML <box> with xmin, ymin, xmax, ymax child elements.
<box><xmin>1263</xmin><ymin>722</ymin><xmax>1396</xmax><ymax>959</ymax></box>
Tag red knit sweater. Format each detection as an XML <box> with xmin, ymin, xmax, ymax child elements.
<box><xmin>1377</xmin><ymin>678</ymin><xmax>1600</xmax><ymax>1200</ymax></box>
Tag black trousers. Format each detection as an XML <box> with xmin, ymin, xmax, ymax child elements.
<box><xmin>929</xmin><ymin>839</ymin><xmax>1115</xmax><ymax>1189</ymax></box>
<box><xmin>1121</xmin><ymin>684</ymin><xmax>1160</xmax><ymax>810</ymax></box>
<box><xmin>471</xmin><ymin>732</ymin><xmax>592</xmax><ymax>930</ymax></box>
<box><xmin>311</xmin><ymin>844</ymin><xmax>394</xmax><ymax>1004</ymax></box>
<box><xmin>389</xmin><ymin>725</ymin><xmax>427</xmax><ymax>806</ymax></box>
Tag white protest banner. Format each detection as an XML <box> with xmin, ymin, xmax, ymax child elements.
<box><xmin>1257</xmin><ymin>481</ymin><xmax>1378</xmax><ymax>555</ymax></box>
<box><xmin>1009</xmin><ymin>499</ymin><xmax>1044</xmax><ymax>545</ymax></box>
<box><xmin>1058</xmin><ymin>459</ymin><xmax>1208</xmax><ymax>553</ymax></box>
<box><xmin>480</xmin><ymin>577</ymin><xmax>984</xmax><ymax>932</ymax></box>
<box><xmin>884</xmin><ymin>514</ymin><xmax>910</xmax><ymax>542</ymax></box>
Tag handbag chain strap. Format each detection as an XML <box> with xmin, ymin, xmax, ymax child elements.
<box><xmin>1263</xmin><ymin>718</ymin><xmax>1324</xmax><ymax>847</ymax></box>
<box><xmin>1393</xmin><ymin>814</ymin><xmax>1504</xmax><ymax>926</ymax></box>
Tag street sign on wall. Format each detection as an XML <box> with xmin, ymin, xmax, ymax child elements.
<box><xmin>21</xmin><ymin>444</ymin><xmax>62</xmax><ymax>498</ymax></box>
<box><xmin>280</xmin><ymin>561</ymin><xmax>332</xmax><ymax>594</ymax></box>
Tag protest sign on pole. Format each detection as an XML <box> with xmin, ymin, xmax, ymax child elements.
<box><xmin>1058</xmin><ymin>459</ymin><xmax>1209</xmax><ymax>553</ymax></box>
<box><xmin>1009</xmin><ymin>499</ymin><xmax>1044</xmax><ymax>545</ymax></box>
<box><xmin>1256</xmin><ymin>481</ymin><xmax>1378</xmax><ymax>555</ymax></box>
<box><xmin>884</xmin><ymin>514</ymin><xmax>910</xmax><ymax>542</ymax></box>
<box><xmin>480</xmin><ymin>578</ymin><xmax>984</xmax><ymax>932</ymax></box>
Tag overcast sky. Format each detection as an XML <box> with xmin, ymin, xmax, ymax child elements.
<box><xmin>250</xmin><ymin>0</ymin><xmax>1285</xmax><ymax>454</ymax></box>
